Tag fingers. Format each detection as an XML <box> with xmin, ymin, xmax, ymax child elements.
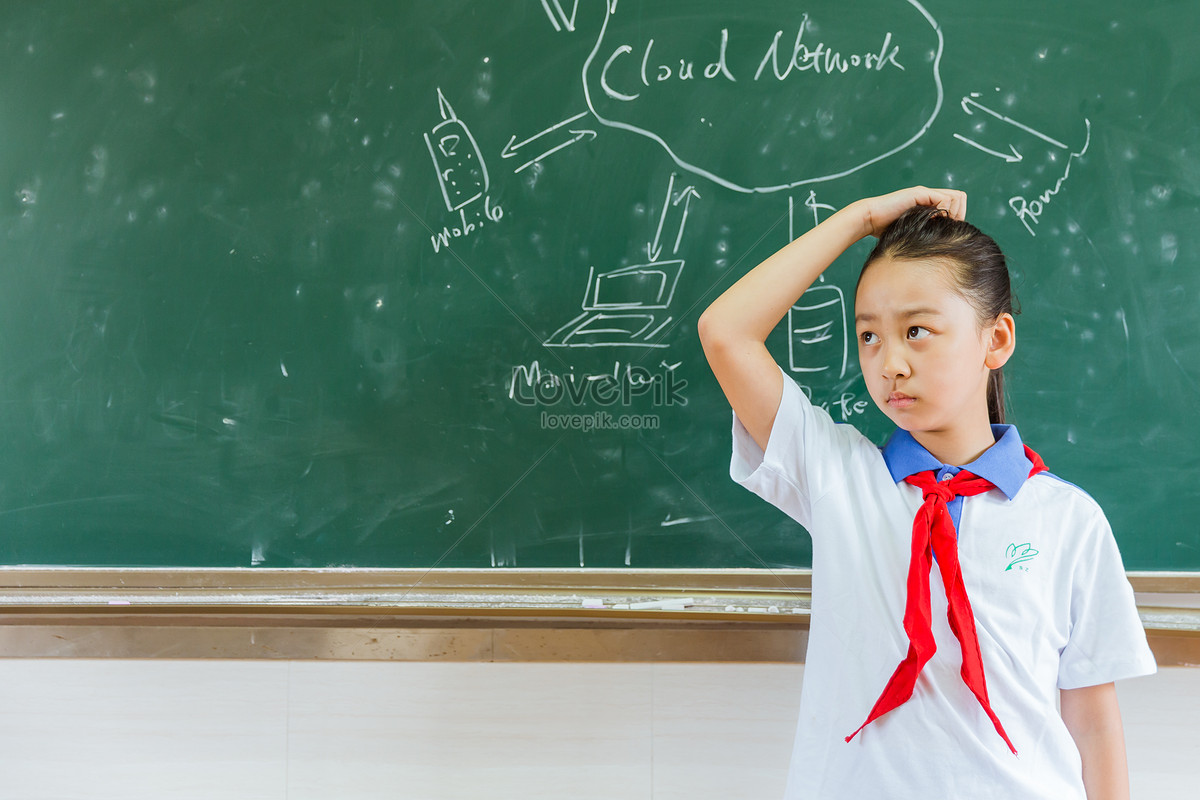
<box><xmin>929</xmin><ymin>188</ymin><xmax>967</xmax><ymax>221</ymax></box>
<box><xmin>912</xmin><ymin>186</ymin><xmax>966</xmax><ymax>220</ymax></box>
<box><xmin>857</xmin><ymin>186</ymin><xmax>970</xmax><ymax>239</ymax></box>
<box><xmin>903</xmin><ymin>186</ymin><xmax>965</xmax><ymax>215</ymax></box>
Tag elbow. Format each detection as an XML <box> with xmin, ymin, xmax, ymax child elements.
<box><xmin>696</xmin><ymin>307</ymin><xmax>716</xmax><ymax>348</ymax></box>
<box><xmin>696</xmin><ymin>309</ymin><xmax>727</xmax><ymax>365</ymax></box>
<box><xmin>698</xmin><ymin>305</ymin><xmax>758</xmax><ymax>365</ymax></box>
<box><xmin>696</xmin><ymin>305</ymin><xmax>728</xmax><ymax>354</ymax></box>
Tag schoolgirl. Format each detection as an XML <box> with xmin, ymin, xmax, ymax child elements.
<box><xmin>698</xmin><ymin>187</ymin><xmax>1156</xmax><ymax>799</ymax></box>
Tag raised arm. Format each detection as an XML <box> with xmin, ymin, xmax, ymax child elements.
<box><xmin>697</xmin><ymin>187</ymin><xmax>966</xmax><ymax>451</ymax></box>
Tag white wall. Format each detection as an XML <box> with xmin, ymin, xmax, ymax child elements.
<box><xmin>0</xmin><ymin>661</ymin><xmax>1193</xmax><ymax>799</ymax></box>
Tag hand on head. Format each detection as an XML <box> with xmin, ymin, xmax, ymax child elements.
<box><xmin>855</xmin><ymin>186</ymin><xmax>968</xmax><ymax>238</ymax></box>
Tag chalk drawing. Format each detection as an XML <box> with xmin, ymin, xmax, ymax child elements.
<box><xmin>548</xmin><ymin>171</ymin><xmax>698</xmax><ymax>348</ymax></box>
<box><xmin>545</xmin><ymin>260</ymin><xmax>683</xmax><ymax>348</ymax></box>
<box><xmin>788</xmin><ymin>284</ymin><xmax>848</xmax><ymax>379</ymax></box>
<box><xmin>1009</xmin><ymin>119</ymin><xmax>1092</xmax><ymax>236</ymax></box>
<box><xmin>581</xmin><ymin>0</ymin><xmax>946</xmax><ymax>193</ymax></box>
<box><xmin>501</xmin><ymin>111</ymin><xmax>597</xmax><ymax>173</ymax></box>
<box><xmin>646</xmin><ymin>172</ymin><xmax>700</xmax><ymax>261</ymax></box>
<box><xmin>957</xmin><ymin>93</ymin><xmax>1071</xmax><ymax>152</ymax></box>
<box><xmin>424</xmin><ymin>88</ymin><xmax>490</xmax><ymax>212</ymax></box>
<box><xmin>540</xmin><ymin>0</ymin><xmax>583</xmax><ymax>33</ymax></box>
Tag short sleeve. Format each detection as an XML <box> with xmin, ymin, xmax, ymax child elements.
<box><xmin>729</xmin><ymin>366</ymin><xmax>855</xmax><ymax>530</ymax></box>
<box><xmin>1057</xmin><ymin>512</ymin><xmax>1157</xmax><ymax>689</ymax></box>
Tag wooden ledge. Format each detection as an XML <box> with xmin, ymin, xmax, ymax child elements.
<box><xmin>0</xmin><ymin>569</ymin><xmax>1195</xmax><ymax>663</ymax></box>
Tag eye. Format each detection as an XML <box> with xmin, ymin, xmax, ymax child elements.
<box><xmin>859</xmin><ymin>331</ymin><xmax>878</xmax><ymax>345</ymax></box>
<box><xmin>907</xmin><ymin>326</ymin><xmax>931</xmax><ymax>340</ymax></box>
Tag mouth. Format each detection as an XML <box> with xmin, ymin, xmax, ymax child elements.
<box><xmin>887</xmin><ymin>391</ymin><xmax>915</xmax><ymax>409</ymax></box>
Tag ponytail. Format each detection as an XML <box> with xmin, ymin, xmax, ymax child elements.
<box><xmin>988</xmin><ymin>369</ymin><xmax>1005</xmax><ymax>426</ymax></box>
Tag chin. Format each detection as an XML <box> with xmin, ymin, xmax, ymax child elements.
<box><xmin>878</xmin><ymin>405</ymin><xmax>912</xmax><ymax>427</ymax></box>
<box><xmin>883</xmin><ymin>411</ymin><xmax>932</xmax><ymax>434</ymax></box>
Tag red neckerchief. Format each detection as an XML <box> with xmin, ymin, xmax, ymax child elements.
<box><xmin>846</xmin><ymin>445</ymin><xmax>1048</xmax><ymax>755</ymax></box>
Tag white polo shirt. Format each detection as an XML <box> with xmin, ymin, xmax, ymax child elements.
<box><xmin>731</xmin><ymin>369</ymin><xmax>1156</xmax><ymax>800</ymax></box>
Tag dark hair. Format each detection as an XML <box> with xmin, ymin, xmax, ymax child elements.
<box><xmin>858</xmin><ymin>205</ymin><xmax>1016</xmax><ymax>425</ymax></box>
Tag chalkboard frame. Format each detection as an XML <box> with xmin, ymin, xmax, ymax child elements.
<box><xmin>1</xmin><ymin>567</ymin><xmax>1196</xmax><ymax>663</ymax></box>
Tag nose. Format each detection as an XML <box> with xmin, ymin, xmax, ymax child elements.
<box><xmin>880</xmin><ymin>341</ymin><xmax>910</xmax><ymax>379</ymax></box>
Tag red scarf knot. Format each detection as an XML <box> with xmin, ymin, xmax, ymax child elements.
<box><xmin>922</xmin><ymin>479</ymin><xmax>959</xmax><ymax>505</ymax></box>
<box><xmin>845</xmin><ymin>445</ymin><xmax>1047</xmax><ymax>755</ymax></box>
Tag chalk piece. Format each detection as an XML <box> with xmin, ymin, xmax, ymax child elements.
<box><xmin>580</xmin><ymin>598</ymin><xmax>606</xmax><ymax>609</ymax></box>
<box><xmin>613</xmin><ymin>603</ymin><xmax>631</xmax><ymax>610</ymax></box>
<box><xmin>108</xmin><ymin>600</ymin><xmax>131</xmax><ymax>606</ymax></box>
<box><xmin>748</xmin><ymin>606</ymin><xmax>768</xmax><ymax>613</ymax></box>
<box><xmin>630</xmin><ymin>597</ymin><xmax>695</xmax><ymax>610</ymax></box>
<box><xmin>725</xmin><ymin>605</ymin><xmax>737</xmax><ymax>612</ymax></box>
<box><xmin>768</xmin><ymin>606</ymin><xmax>780</xmax><ymax>614</ymax></box>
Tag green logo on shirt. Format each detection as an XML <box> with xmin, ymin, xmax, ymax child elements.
<box><xmin>1005</xmin><ymin>542</ymin><xmax>1040</xmax><ymax>572</ymax></box>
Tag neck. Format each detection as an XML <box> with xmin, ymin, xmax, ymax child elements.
<box><xmin>911</xmin><ymin>421</ymin><xmax>998</xmax><ymax>467</ymax></box>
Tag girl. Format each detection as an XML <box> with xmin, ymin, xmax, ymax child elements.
<box><xmin>698</xmin><ymin>187</ymin><xmax>1155</xmax><ymax>799</ymax></box>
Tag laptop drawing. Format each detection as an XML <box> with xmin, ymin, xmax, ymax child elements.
<box><xmin>544</xmin><ymin>259</ymin><xmax>683</xmax><ymax>348</ymax></box>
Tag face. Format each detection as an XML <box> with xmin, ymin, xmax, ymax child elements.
<box><xmin>854</xmin><ymin>256</ymin><xmax>1009</xmax><ymax>444</ymax></box>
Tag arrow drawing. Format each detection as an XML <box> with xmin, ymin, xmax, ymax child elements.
<box><xmin>671</xmin><ymin>185</ymin><xmax>700</xmax><ymax>255</ymax></box>
<box><xmin>647</xmin><ymin>172</ymin><xmax>700</xmax><ymax>261</ymax></box>
<box><xmin>502</xmin><ymin>111</ymin><xmax>597</xmax><ymax>173</ymax></box>
<box><xmin>803</xmin><ymin>190</ymin><xmax>836</xmax><ymax>230</ymax></box>
<box><xmin>789</xmin><ymin>191</ymin><xmax>837</xmax><ymax>281</ymax></box>
<box><xmin>953</xmin><ymin>134</ymin><xmax>1024</xmax><ymax>163</ymax></box>
<box><xmin>960</xmin><ymin>94</ymin><xmax>1069</xmax><ymax>150</ymax></box>
<box><xmin>539</xmin><ymin>0</ymin><xmax>582</xmax><ymax>32</ymax></box>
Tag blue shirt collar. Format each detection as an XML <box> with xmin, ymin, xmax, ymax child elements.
<box><xmin>881</xmin><ymin>425</ymin><xmax>1033</xmax><ymax>500</ymax></box>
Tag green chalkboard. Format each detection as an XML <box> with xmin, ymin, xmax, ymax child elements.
<box><xmin>0</xmin><ymin>0</ymin><xmax>1196</xmax><ymax>570</ymax></box>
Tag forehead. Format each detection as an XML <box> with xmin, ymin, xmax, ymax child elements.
<box><xmin>854</xmin><ymin>256</ymin><xmax>967</xmax><ymax>316</ymax></box>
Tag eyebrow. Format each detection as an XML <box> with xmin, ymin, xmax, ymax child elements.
<box><xmin>854</xmin><ymin>307</ymin><xmax>944</xmax><ymax>324</ymax></box>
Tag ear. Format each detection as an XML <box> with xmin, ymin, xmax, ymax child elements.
<box><xmin>984</xmin><ymin>313</ymin><xmax>1016</xmax><ymax>370</ymax></box>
